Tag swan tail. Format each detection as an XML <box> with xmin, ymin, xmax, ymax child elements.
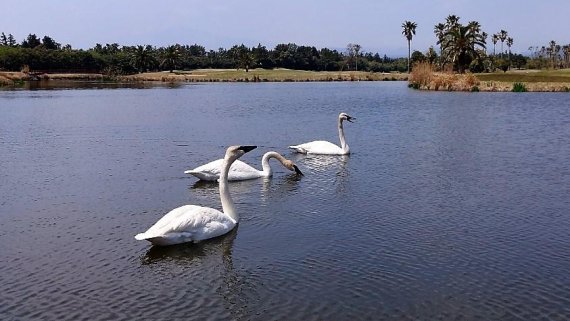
<box><xmin>288</xmin><ymin>145</ymin><xmax>308</xmax><ymax>154</ymax></box>
<box><xmin>135</xmin><ymin>232</ymin><xmax>195</xmax><ymax>246</ymax></box>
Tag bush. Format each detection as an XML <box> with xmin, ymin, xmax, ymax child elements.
<box><xmin>512</xmin><ymin>82</ymin><xmax>527</xmax><ymax>92</ymax></box>
<box><xmin>408</xmin><ymin>61</ymin><xmax>433</xmax><ymax>88</ymax></box>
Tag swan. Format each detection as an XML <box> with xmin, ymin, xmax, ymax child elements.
<box><xmin>184</xmin><ymin>151</ymin><xmax>303</xmax><ymax>181</ymax></box>
<box><xmin>289</xmin><ymin>112</ymin><xmax>355</xmax><ymax>155</ymax></box>
<box><xmin>135</xmin><ymin>145</ymin><xmax>257</xmax><ymax>246</ymax></box>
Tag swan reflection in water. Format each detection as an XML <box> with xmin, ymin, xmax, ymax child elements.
<box><xmin>141</xmin><ymin>226</ymin><xmax>257</xmax><ymax>318</ymax></box>
<box><xmin>141</xmin><ymin>226</ymin><xmax>239</xmax><ymax>265</ymax></box>
<box><xmin>290</xmin><ymin>153</ymin><xmax>349</xmax><ymax>174</ymax></box>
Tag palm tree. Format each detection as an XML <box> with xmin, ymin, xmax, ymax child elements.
<box><xmin>161</xmin><ymin>45</ymin><xmax>181</xmax><ymax>73</ymax></box>
<box><xmin>434</xmin><ymin>23</ymin><xmax>446</xmax><ymax>54</ymax></box>
<box><xmin>131</xmin><ymin>45</ymin><xmax>154</xmax><ymax>73</ymax></box>
<box><xmin>445</xmin><ymin>15</ymin><xmax>460</xmax><ymax>30</ymax></box>
<box><xmin>499</xmin><ymin>30</ymin><xmax>508</xmax><ymax>56</ymax></box>
<box><xmin>402</xmin><ymin>20</ymin><xmax>418</xmax><ymax>73</ymax></box>
<box><xmin>441</xmin><ymin>24</ymin><xmax>486</xmax><ymax>73</ymax></box>
<box><xmin>492</xmin><ymin>34</ymin><xmax>499</xmax><ymax>56</ymax></box>
<box><xmin>506</xmin><ymin>37</ymin><xmax>514</xmax><ymax>55</ymax></box>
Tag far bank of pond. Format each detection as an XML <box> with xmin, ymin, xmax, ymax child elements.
<box><xmin>2</xmin><ymin>69</ymin><xmax>570</xmax><ymax>92</ymax></box>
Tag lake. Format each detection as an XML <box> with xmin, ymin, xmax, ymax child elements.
<box><xmin>1</xmin><ymin>81</ymin><xmax>569</xmax><ymax>320</ymax></box>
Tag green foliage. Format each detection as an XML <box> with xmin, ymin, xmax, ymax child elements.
<box><xmin>436</xmin><ymin>16</ymin><xmax>486</xmax><ymax>73</ymax></box>
<box><xmin>496</xmin><ymin>58</ymin><xmax>510</xmax><ymax>72</ymax></box>
<box><xmin>469</xmin><ymin>57</ymin><xmax>485</xmax><ymax>73</ymax></box>
<box><xmin>512</xmin><ymin>82</ymin><xmax>527</xmax><ymax>92</ymax></box>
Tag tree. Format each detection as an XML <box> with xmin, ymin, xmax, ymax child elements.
<box><xmin>492</xmin><ymin>34</ymin><xmax>499</xmax><ymax>56</ymax></box>
<box><xmin>131</xmin><ymin>45</ymin><xmax>154</xmax><ymax>73</ymax></box>
<box><xmin>21</xmin><ymin>34</ymin><xmax>41</xmax><ymax>48</ymax></box>
<box><xmin>441</xmin><ymin>23</ymin><xmax>486</xmax><ymax>73</ymax></box>
<box><xmin>499</xmin><ymin>30</ymin><xmax>508</xmax><ymax>55</ymax></box>
<box><xmin>160</xmin><ymin>45</ymin><xmax>181</xmax><ymax>72</ymax></box>
<box><xmin>505</xmin><ymin>37</ymin><xmax>514</xmax><ymax>70</ymax></box>
<box><xmin>401</xmin><ymin>20</ymin><xmax>417</xmax><ymax>73</ymax></box>
<box><xmin>42</xmin><ymin>36</ymin><xmax>61</xmax><ymax>50</ymax></box>
<box><xmin>346</xmin><ymin>43</ymin><xmax>361</xmax><ymax>71</ymax></box>
<box><xmin>434</xmin><ymin>23</ymin><xmax>446</xmax><ymax>54</ymax></box>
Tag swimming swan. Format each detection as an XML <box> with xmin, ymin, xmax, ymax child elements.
<box><xmin>289</xmin><ymin>112</ymin><xmax>355</xmax><ymax>155</ymax></box>
<box><xmin>184</xmin><ymin>151</ymin><xmax>303</xmax><ymax>181</ymax></box>
<box><xmin>135</xmin><ymin>145</ymin><xmax>257</xmax><ymax>246</ymax></box>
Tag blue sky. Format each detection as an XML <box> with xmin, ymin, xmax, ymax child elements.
<box><xmin>2</xmin><ymin>0</ymin><xmax>568</xmax><ymax>56</ymax></box>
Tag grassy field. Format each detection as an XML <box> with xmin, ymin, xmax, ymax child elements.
<box><xmin>409</xmin><ymin>65</ymin><xmax>570</xmax><ymax>92</ymax></box>
<box><xmin>120</xmin><ymin>68</ymin><xmax>408</xmax><ymax>82</ymax></box>
<box><xmin>477</xmin><ymin>69</ymin><xmax>570</xmax><ymax>83</ymax></box>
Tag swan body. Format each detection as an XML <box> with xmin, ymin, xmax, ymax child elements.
<box><xmin>135</xmin><ymin>145</ymin><xmax>257</xmax><ymax>246</ymax></box>
<box><xmin>289</xmin><ymin>112</ymin><xmax>355</xmax><ymax>155</ymax></box>
<box><xmin>185</xmin><ymin>151</ymin><xmax>303</xmax><ymax>181</ymax></box>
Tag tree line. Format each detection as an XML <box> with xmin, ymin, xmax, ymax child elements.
<box><xmin>0</xmin><ymin>32</ymin><xmax>409</xmax><ymax>75</ymax></box>
<box><xmin>402</xmin><ymin>15</ymin><xmax>570</xmax><ymax>73</ymax></box>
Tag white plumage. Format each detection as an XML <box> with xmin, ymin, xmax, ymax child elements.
<box><xmin>289</xmin><ymin>112</ymin><xmax>355</xmax><ymax>155</ymax></box>
<box><xmin>184</xmin><ymin>151</ymin><xmax>303</xmax><ymax>181</ymax></box>
<box><xmin>135</xmin><ymin>145</ymin><xmax>257</xmax><ymax>246</ymax></box>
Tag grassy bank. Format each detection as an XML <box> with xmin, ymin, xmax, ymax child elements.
<box><xmin>119</xmin><ymin>68</ymin><xmax>408</xmax><ymax>82</ymax></box>
<box><xmin>409</xmin><ymin>65</ymin><xmax>570</xmax><ymax>92</ymax></box>
<box><xmin>0</xmin><ymin>69</ymin><xmax>407</xmax><ymax>86</ymax></box>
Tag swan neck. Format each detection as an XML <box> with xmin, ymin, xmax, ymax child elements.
<box><xmin>338</xmin><ymin>118</ymin><xmax>349</xmax><ymax>153</ymax></box>
<box><xmin>261</xmin><ymin>152</ymin><xmax>285</xmax><ymax>177</ymax></box>
<box><xmin>220</xmin><ymin>156</ymin><xmax>238</xmax><ymax>222</ymax></box>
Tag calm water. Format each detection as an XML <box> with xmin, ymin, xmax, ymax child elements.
<box><xmin>1</xmin><ymin>82</ymin><xmax>569</xmax><ymax>320</ymax></box>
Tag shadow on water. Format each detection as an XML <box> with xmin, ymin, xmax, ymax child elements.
<box><xmin>8</xmin><ymin>80</ymin><xmax>186</xmax><ymax>91</ymax></box>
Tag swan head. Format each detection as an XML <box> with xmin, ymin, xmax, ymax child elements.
<box><xmin>339</xmin><ymin>112</ymin><xmax>355</xmax><ymax>123</ymax></box>
<box><xmin>225</xmin><ymin>145</ymin><xmax>257</xmax><ymax>161</ymax></box>
<box><xmin>282</xmin><ymin>159</ymin><xmax>304</xmax><ymax>176</ymax></box>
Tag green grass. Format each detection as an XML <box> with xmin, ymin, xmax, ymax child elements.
<box><xmin>127</xmin><ymin>68</ymin><xmax>408</xmax><ymax>82</ymax></box>
<box><xmin>477</xmin><ymin>69</ymin><xmax>570</xmax><ymax>83</ymax></box>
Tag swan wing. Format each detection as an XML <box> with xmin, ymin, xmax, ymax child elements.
<box><xmin>135</xmin><ymin>205</ymin><xmax>236</xmax><ymax>246</ymax></box>
<box><xmin>289</xmin><ymin>140</ymin><xmax>344</xmax><ymax>155</ymax></box>
<box><xmin>185</xmin><ymin>159</ymin><xmax>262</xmax><ymax>181</ymax></box>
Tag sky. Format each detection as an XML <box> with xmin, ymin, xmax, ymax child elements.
<box><xmin>1</xmin><ymin>0</ymin><xmax>568</xmax><ymax>57</ymax></box>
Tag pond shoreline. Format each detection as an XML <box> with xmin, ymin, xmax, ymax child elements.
<box><xmin>0</xmin><ymin>69</ymin><xmax>408</xmax><ymax>86</ymax></box>
<box><xmin>3</xmin><ymin>70</ymin><xmax>570</xmax><ymax>92</ymax></box>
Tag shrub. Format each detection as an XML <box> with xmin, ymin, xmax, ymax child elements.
<box><xmin>408</xmin><ymin>61</ymin><xmax>433</xmax><ymax>88</ymax></box>
<box><xmin>512</xmin><ymin>82</ymin><xmax>527</xmax><ymax>92</ymax></box>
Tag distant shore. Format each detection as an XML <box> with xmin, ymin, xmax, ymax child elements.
<box><xmin>0</xmin><ymin>69</ymin><xmax>408</xmax><ymax>86</ymax></box>
<box><xmin>3</xmin><ymin>68</ymin><xmax>570</xmax><ymax>92</ymax></box>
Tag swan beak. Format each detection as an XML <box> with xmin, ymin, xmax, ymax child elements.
<box><xmin>293</xmin><ymin>165</ymin><xmax>304</xmax><ymax>176</ymax></box>
<box><xmin>238</xmin><ymin>145</ymin><xmax>257</xmax><ymax>153</ymax></box>
<box><xmin>346</xmin><ymin>116</ymin><xmax>355</xmax><ymax>123</ymax></box>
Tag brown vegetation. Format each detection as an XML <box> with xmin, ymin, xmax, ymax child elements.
<box><xmin>409</xmin><ymin>62</ymin><xmax>570</xmax><ymax>92</ymax></box>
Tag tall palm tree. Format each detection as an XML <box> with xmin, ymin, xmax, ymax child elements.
<box><xmin>402</xmin><ymin>20</ymin><xmax>418</xmax><ymax>73</ymax></box>
<box><xmin>492</xmin><ymin>34</ymin><xmax>499</xmax><ymax>56</ymax></box>
<box><xmin>434</xmin><ymin>23</ymin><xmax>446</xmax><ymax>53</ymax></box>
<box><xmin>499</xmin><ymin>30</ymin><xmax>508</xmax><ymax>56</ymax></box>
<box><xmin>506</xmin><ymin>37</ymin><xmax>514</xmax><ymax>55</ymax></box>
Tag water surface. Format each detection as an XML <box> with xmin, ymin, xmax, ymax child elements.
<box><xmin>1</xmin><ymin>82</ymin><xmax>569</xmax><ymax>320</ymax></box>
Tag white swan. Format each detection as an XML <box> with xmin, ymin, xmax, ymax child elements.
<box><xmin>135</xmin><ymin>145</ymin><xmax>257</xmax><ymax>246</ymax></box>
<box><xmin>289</xmin><ymin>112</ymin><xmax>355</xmax><ymax>155</ymax></box>
<box><xmin>184</xmin><ymin>151</ymin><xmax>303</xmax><ymax>181</ymax></box>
